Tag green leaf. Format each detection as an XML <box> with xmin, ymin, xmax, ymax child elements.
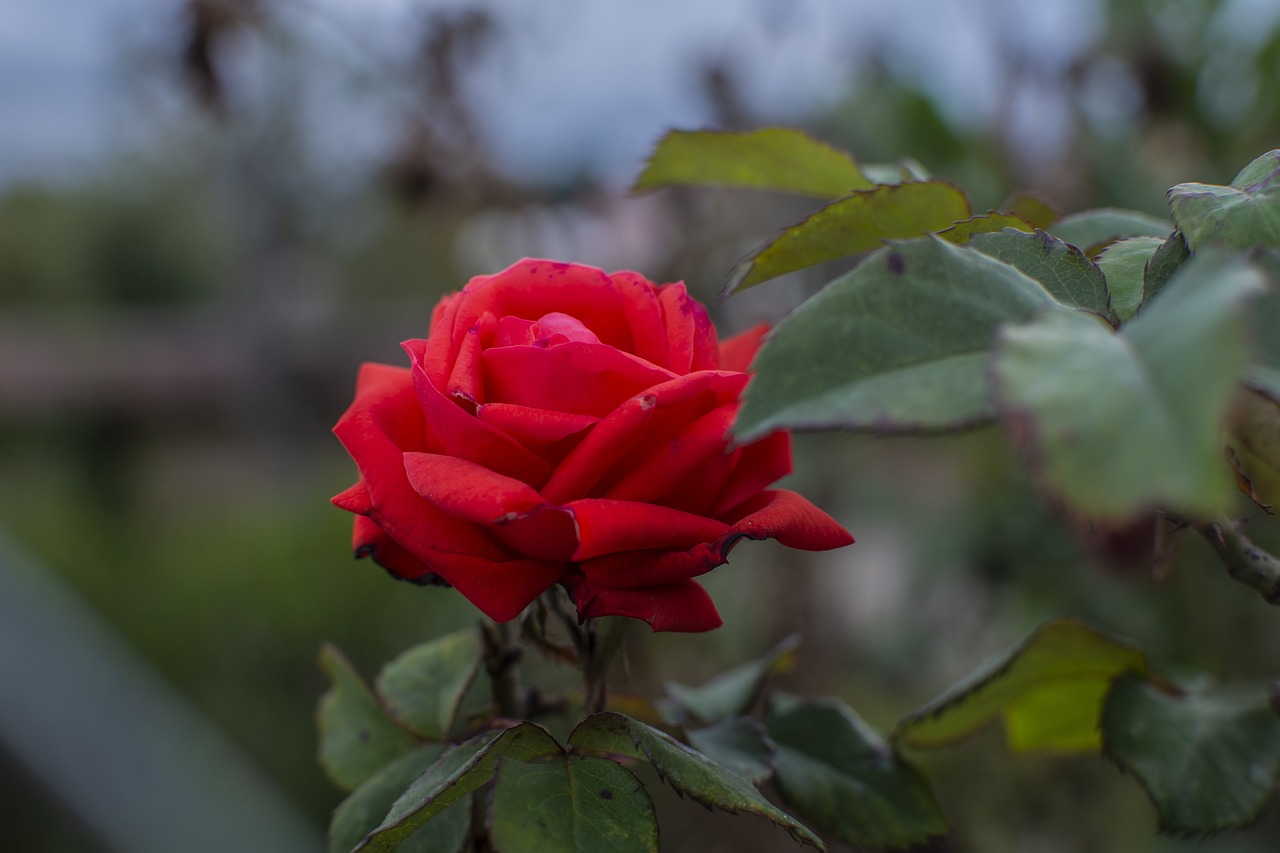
<box><xmin>329</xmin><ymin>746</ymin><xmax>468</xmax><ymax>853</ymax></box>
<box><xmin>1244</xmin><ymin>251</ymin><xmax>1280</xmax><ymax>404</ymax></box>
<box><xmin>733</xmin><ymin>238</ymin><xmax>1067</xmax><ymax>441</ymax></box>
<box><xmin>965</xmin><ymin>228</ymin><xmax>1110</xmax><ymax>314</ymax></box>
<box><xmin>992</xmin><ymin>250</ymin><xmax>1268</xmax><ymax>519</ymax></box>
<box><xmin>767</xmin><ymin>698</ymin><xmax>947</xmax><ymax>849</ymax></box>
<box><xmin>936</xmin><ymin>212</ymin><xmax>1031</xmax><ymax>244</ymax></box>
<box><xmin>1002</xmin><ymin>192</ymin><xmax>1059</xmax><ymax>230</ymax></box>
<box><xmin>894</xmin><ymin>619</ymin><xmax>1146</xmax><ymax>752</ymax></box>
<box><xmin>1169</xmin><ymin>150</ymin><xmax>1280</xmax><ymax>251</ymax></box>
<box><xmin>569</xmin><ymin>712</ymin><xmax>825</xmax><ymax>849</ymax></box>
<box><xmin>1230</xmin><ymin>390</ymin><xmax>1280</xmax><ymax>508</ymax></box>
<box><xmin>1102</xmin><ymin>675</ymin><xmax>1280</xmax><ymax>835</ymax></box>
<box><xmin>725</xmin><ymin>181</ymin><xmax>972</xmax><ymax>294</ymax></box>
<box><xmin>356</xmin><ymin>723</ymin><xmax>563</xmax><ymax>852</ymax></box>
<box><xmin>489</xmin><ymin>756</ymin><xmax>658</xmax><ymax>853</ymax></box>
<box><xmin>318</xmin><ymin>644</ymin><xmax>418</xmax><ymax>793</ymax></box>
<box><xmin>663</xmin><ymin>634</ymin><xmax>799</xmax><ymax>725</ymax></box>
<box><xmin>375</xmin><ymin>627</ymin><xmax>482</xmax><ymax>741</ymax></box>
<box><xmin>685</xmin><ymin>718</ymin><xmax>776</xmax><ymax>785</ymax></box>
<box><xmin>633</xmin><ymin>128</ymin><xmax>871</xmax><ymax>198</ymax></box>
<box><xmin>1050</xmin><ymin>207</ymin><xmax>1171</xmax><ymax>253</ymax></box>
<box><xmin>1233</xmin><ymin>149</ymin><xmax>1280</xmax><ymax>188</ymax></box>
<box><xmin>1097</xmin><ymin>235</ymin><xmax>1165</xmax><ymax>322</ymax></box>
<box><xmin>1143</xmin><ymin>230</ymin><xmax>1190</xmax><ymax>301</ymax></box>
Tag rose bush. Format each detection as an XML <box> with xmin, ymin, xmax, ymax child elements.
<box><xmin>332</xmin><ymin>259</ymin><xmax>852</xmax><ymax>631</ymax></box>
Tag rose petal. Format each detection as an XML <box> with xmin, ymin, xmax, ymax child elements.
<box><xmin>334</xmin><ymin>369</ymin><xmax>517</xmax><ymax>564</ymax></box>
<box><xmin>332</xmin><ymin>480</ymin><xmax>374</xmax><ymax>515</ymax></box>
<box><xmin>421</xmin><ymin>282</ymin><xmax>466</xmax><ymax>388</ymax></box>
<box><xmin>476</xmin><ymin>403</ymin><xmax>599</xmax><ymax>446</ymax></box>
<box><xmin>417</xmin><ymin>550</ymin><xmax>565</xmax><ymax>622</ymax></box>
<box><xmin>333</xmin><ymin>481</ymin><xmax>562</xmax><ymax>620</ymax></box>
<box><xmin>578</xmin><ymin>489</ymin><xmax>852</xmax><ymax>590</ymax></box>
<box><xmin>429</xmin><ymin>292</ymin><xmax>455</xmax><ymax>331</ymax></box>
<box><xmin>406</xmin><ymin>340</ymin><xmax>553</xmax><ymax>487</ymax></box>
<box><xmin>541</xmin><ymin>393</ymin><xmax>657</xmax><ymax>504</ymax></box>
<box><xmin>717</xmin><ymin>323</ymin><xmax>769</xmax><ymax>373</ymax></box>
<box><xmin>351</xmin><ymin>514</ymin><xmax>442</xmax><ymax>583</ymax></box>
<box><xmin>604</xmin><ymin>404</ymin><xmax>737</xmax><ymax>504</ymax></box>
<box><xmin>724</xmin><ymin>489</ymin><xmax>855</xmax><ymax>550</ymax></box>
<box><xmin>591</xmin><ymin>372</ymin><xmax>748</xmax><ymax>496</ymax></box>
<box><xmin>403</xmin><ymin>452</ymin><xmax>546</xmax><ymax>524</ymax></box>
<box><xmin>491</xmin><ymin>503</ymin><xmax>579</xmax><ymax>562</ymax></box>
<box><xmin>658</xmin><ymin>283</ymin><xmax>719</xmax><ymax>373</ymax></box>
<box><xmin>662</xmin><ymin>449</ymin><xmax>740</xmax><ymax>516</ymax></box>
<box><xmin>540</xmin><ymin>371</ymin><xmax>747</xmax><ymax>504</ymax></box>
<box><xmin>578</xmin><ymin>540</ymin><xmax>736</xmax><ymax>588</ymax></box>
<box><xmin>566</xmin><ymin>576</ymin><xmax>723</xmax><ymax>632</ymax></box>
<box><xmin>611</xmin><ymin>270</ymin><xmax>668</xmax><ymax>367</ymax></box>
<box><xmin>710</xmin><ymin>431</ymin><xmax>792</xmax><ymax>517</ymax></box>
<box><xmin>536</xmin><ymin>312</ymin><xmax>601</xmax><ymax>344</ymax></box>
<box><xmin>450</xmin><ymin>260</ymin><xmax>634</xmax><ymax>353</ymax></box>
<box><xmin>482</xmin><ymin>341</ymin><xmax>675</xmax><ymax>417</ymax></box>
<box><xmin>445</xmin><ymin>312</ymin><xmax>493</xmax><ymax>405</ymax></box>
<box><xmin>564</xmin><ymin>499</ymin><xmax>731</xmax><ymax>560</ymax></box>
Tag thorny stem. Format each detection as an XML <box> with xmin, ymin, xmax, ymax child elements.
<box><xmin>582</xmin><ymin>619</ymin><xmax>607</xmax><ymax>716</ymax></box>
<box><xmin>539</xmin><ymin>587</ymin><xmax>628</xmax><ymax>719</ymax></box>
<box><xmin>1186</xmin><ymin>517</ymin><xmax>1280</xmax><ymax>604</ymax></box>
<box><xmin>480</xmin><ymin>618</ymin><xmax>524</xmax><ymax>719</ymax></box>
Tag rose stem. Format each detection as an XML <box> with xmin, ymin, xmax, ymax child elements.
<box><xmin>480</xmin><ymin>619</ymin><xmax>525</xmax><ymax>719</ymax></box>
<box><xmin>1191</xmin><ymin>517</ymin><xmax>1280</xmax><ymax>603</ymax></box>
<box><xmin>582</xmin><ymin>619</ymin><xmax>607</xmax><ymax>716</ymax></box>
<box><xmin>582</xmin><ymin>617</ymin><xmax>630</xmax><ymax>718</ymax></box>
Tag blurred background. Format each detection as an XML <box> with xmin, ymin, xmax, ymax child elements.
<box><xmin>4</xmin><ymin>0</ymin><xmax>1280</xmax><ymax>850</ymax></box>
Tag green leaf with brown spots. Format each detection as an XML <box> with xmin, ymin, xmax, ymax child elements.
<box><xmin>489</xmin><ymin>756</ymin><xmax>658</xmax><ymax>853</ymax></box>
<box><xmin>318</xmin><ymin>644</ymin><xmax>417</xmax><ymax>793</ymax></box>
<box><xmin>733</xmin><ymin>238</ymin><xmax>1071</xmax><ymax>441</ymax></box>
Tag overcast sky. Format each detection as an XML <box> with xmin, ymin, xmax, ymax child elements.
<box><xmin>0</xmin><ymin>0</ymin><xmax>1108</xmax><ymax>189</ymax></box>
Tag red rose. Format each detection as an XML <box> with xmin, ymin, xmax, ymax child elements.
<box><xmin>332</xmin><ymin>259</ymin><xmax>852</xmax><ymax>631</ymax></box>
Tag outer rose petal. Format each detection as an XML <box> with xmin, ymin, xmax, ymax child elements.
<box><xmin>565</xmin><ymin>575</ymin><xmax>723</xmax><ymax>632</ymax></box>
<box><xmin>724</xmin><ymin>489</ymin><xmax>855</xmax><ymax>550</ymax></box>
<box><xmin>610</xmin><ymin>270</ymin><xmax>669</xmax><ymax>367</ymax></box>
<box><xmin>413</xmin><ymin>550</ymin><xmax>565</xmax><ymax>623</ymax></box>
<box><xmin>578</xmin><ymin>489</ymin><xmax>852</xmax><ymax>590</ymax></box>
<box><xmin>717</xmin><ymin>323</ymin><xmax>769</xmax><ymax>373</ymax></box>
<box><xmin>332</xmin><ymin>370</ymin><xmax>564</xmax><ymax>618</ymax></box>
<box><xmin>351</xmin><ymin>514</ymin><xmax>441</xmax><ymax>584</ymax></box>
<box><xmin>658</xmin><ymin>283</ymin><xmax>719</xmax><ymax>373</ymax></box>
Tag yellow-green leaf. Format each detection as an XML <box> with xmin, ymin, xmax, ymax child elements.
<box><xmin>634</xmin><ymin>128</ymin><xmax>871</xmax><ymax>198</ymax></box>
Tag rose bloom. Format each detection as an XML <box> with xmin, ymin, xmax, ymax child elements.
<box><xmin>332</xmin><ymin>259</ymin><xmax>851</xmax><ymax>631</ymax></box>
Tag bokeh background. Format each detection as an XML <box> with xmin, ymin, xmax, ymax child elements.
<box><xmin>4</xmin><ymin>0</ymin><xmax>1280</xmax><ymax>850</ymax></box>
